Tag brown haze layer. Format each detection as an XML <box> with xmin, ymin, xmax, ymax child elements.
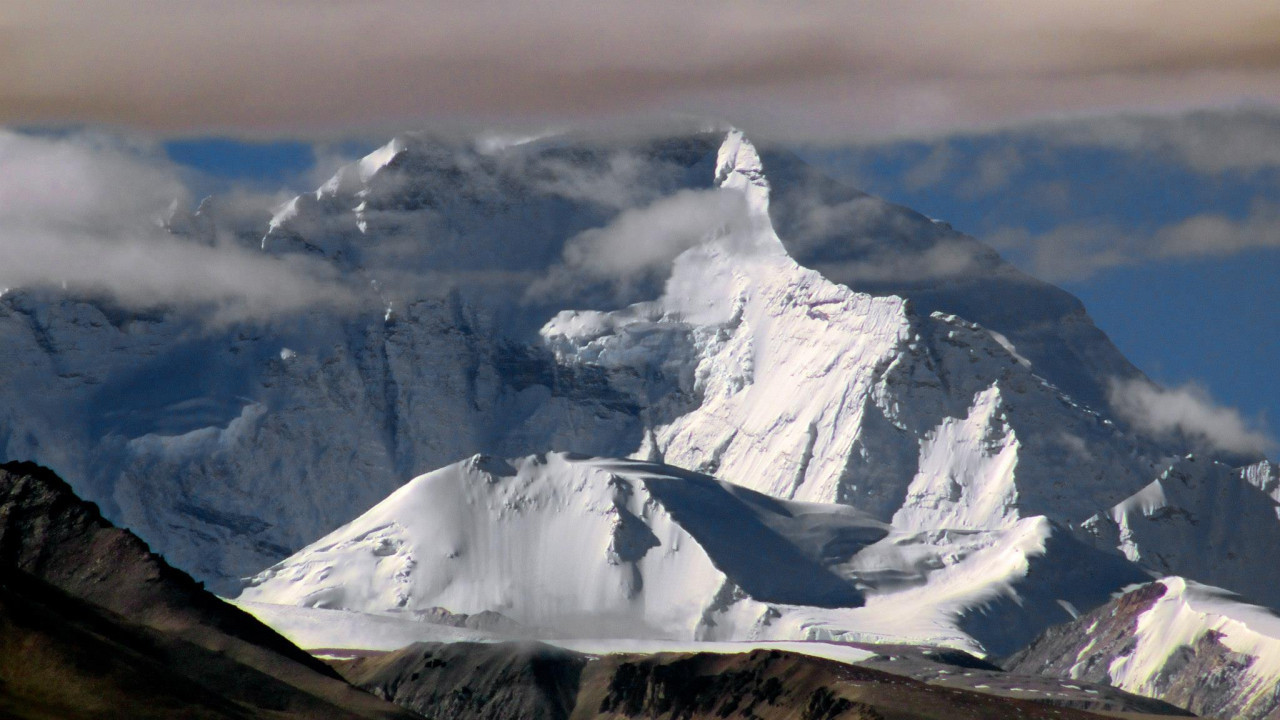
<box><xmin>5</xmin><ymin>1</ymin><xmax>1280</xmax><ymax>139</ymax></box>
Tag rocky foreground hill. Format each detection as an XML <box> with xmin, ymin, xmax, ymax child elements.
<box><xmin>0</xmin><ymin>461</ymin><xmax>417</xmax><ymax>719</ymax></box>
<box><xmin>333</xmin><ymin>641</ymin><xmax>1184</xmax><ymax>720</ymax></box>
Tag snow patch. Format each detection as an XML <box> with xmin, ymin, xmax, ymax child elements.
<box><xmin>357</xmin><ymin>138</ymin><xmax>405</xmax><ymax>184</ymax></box>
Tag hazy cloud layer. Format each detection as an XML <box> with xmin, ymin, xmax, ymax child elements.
<box><xmin>876</xmin><ymin>109</ymin><xmax>1280</xmax><ymax>204</ymax></box>
<box><xmin>1109</xmin><ymin>378</ymin><xmax>1275</xmax><ymax>456</ymax></box>
<box><xmin>987</xmin><ymin>201</ymin><xmax>1280</xmax><ymax>281</ymax></box>
<box><xmin>5</xmin><ymin>2</ymin><xmax>1280</xmax><ymax>139</ymax></box>
<box><xmin>0</xmin><ymin>130</ymin><xmax>355</xmax><ymax>322</ymax></box>
<box><xmin>1038</xmin><ymin>108</ymin><xmax>1280</xmax><ymax>174</ymax></box>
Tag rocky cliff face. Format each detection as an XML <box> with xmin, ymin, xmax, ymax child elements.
<box><xmin>1082</xmin><ymin>456</ymin><xmax>1280</xmax><ymax>608</ymax></box>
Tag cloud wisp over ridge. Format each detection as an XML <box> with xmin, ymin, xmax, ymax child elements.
<box><xmin>1109</xmin><ymin>377</ymin><xmax>1275</xmax><ymax>457</ymax></box>
<box><xmin>533</xmin><ymin>188</ymin><xmax>752</xmax><ymax>293</ymax></box>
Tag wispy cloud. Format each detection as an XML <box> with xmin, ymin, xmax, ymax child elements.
<box><xmin>1039</xmin><ymin>108</ymin><xmax>1280</xmax><ymax>175</ymax></box>
<box><xmin>855</xmin><ymin>107</ymin><xmax>1280</xmax><ymax>206</ymax></box>
<box><xmin>1109</xmin><ymin>377</ymin><xmax>1274</xmax><ymax>456</ymax></box>
<box><xmin>0</xmin><ymin>130</ymin><xmax>356</xmax><ymax>323</ymax></box>
<box><xmin>5</xmin><ymin>2</ymin><xmax>1280</xmax><ymax>139</ymax></box>
<box><xmin>986</xmin><ymin>201</ymin><xmax>1280</xmax><ymax>281</ymax></box>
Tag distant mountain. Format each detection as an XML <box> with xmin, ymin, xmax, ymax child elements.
<box><xmin>0</xmin><ymin>461</ymin><xmax>418</xmax><ymax>720</ymax></box>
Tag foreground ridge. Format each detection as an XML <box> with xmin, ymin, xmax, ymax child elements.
<box><xmin>0</xmin><ymin>461</ymin><xmax>418</xmax><ymax>719</ymax></box>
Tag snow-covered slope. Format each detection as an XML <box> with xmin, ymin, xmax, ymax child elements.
<box><xmin>1009</xmin><ymin>577</ymin><xmax>1280</xmax><ymax>720</ymax></box>
<box><xmin>1081</xmin><ymin>456</ymin><xmax>1280</xmax><ymax>608</ymax></box>
<box><xmin>242</xmin><ymin>452</ymin><xmax>888</xmax><ymax>641</ymax></box>
<box><xmin>241</xmin><ymin>451</ymin><xmax>1156</xmax><ymax>656</ymax></box>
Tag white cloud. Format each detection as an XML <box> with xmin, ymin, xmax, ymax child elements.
<box><xmin>528</xmin><ymin>188</ymin><xmax>752</xmax><ymax>301</ymax></box>
<box><xmin>0</xmin><ymin>130</ymin><xmax>356</xmax><ymax>323</ymax></box>
<box><xmin>1109</xmin><ymin>377</ymin><xmax>1275</xmax><ymax>456</ymax></box>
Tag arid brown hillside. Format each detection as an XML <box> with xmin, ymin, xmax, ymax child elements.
<box><xmin>0</xmin><ymin>461</ymin><xmax>419</xmax><ymax>720</ymax></box>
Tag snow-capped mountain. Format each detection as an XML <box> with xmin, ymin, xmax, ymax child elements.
<box><xmin>1</xmin><ymin>125</ymin><xmax>1273</xmax><ymax>638</ymax></box>
<box><xmin>0</xmin><ymin>134</ymin><xmax>732</xmax><ymax>588</ymax></box>
<box><xmin>240</xmin><ymin>451</ymin><xmax>1150</xmax><ymax>656</ymax></box>
<box><xmin>241</xmin><ymin>452</ymin><xmax>889</xmax><ymax>641</ymax></box>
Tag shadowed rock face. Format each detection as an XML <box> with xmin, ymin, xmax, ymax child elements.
<box><xmin>1</xmin><ymin>570</ymin><xmax>250</xmax><ymax>720</ymax></box>
<box><xmin>334</xmin><ymin>642</ymin><xmax>1161</xmax><ymax>720</ymax></box>
<box><xmin>956</xmin><ymin>521</ymin><xmax>1152</xmax><ymax>657</ymax></box>
<box><xmin>0</xmin><ymin>460</ymin><xmax>325</xmax><ymax>672</ymax></box>
<box><xmin>337</xmin><ymin>642</ymin><xmax>588</xmax><ymax>720</ymax></box>
<box><xmin>0</xmin><ymin>569</ymin><xmax>423</xmax><ymax>720</ymax></box>
<box><xmin>0</xmin><ymin>461</ymin><xmax>418</xmax><ymax>720</ymax></box>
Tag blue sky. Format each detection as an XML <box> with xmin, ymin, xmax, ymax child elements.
<box><xmin>165</xmin><ymin>139</ymin><xmax>317</xmax><ymax>189</ymax></box>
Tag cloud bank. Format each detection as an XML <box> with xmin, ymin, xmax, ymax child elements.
<box><xmin>5</xmin><ymin>1</ymin><xmax>1280</xmax><ymax>139</ymax></box>
<box><xmin>0</xmin><ymin>130</ymin><xmax>355</xmax><ymax>323</ymax></box>
<box><xmin>1109</xmin><ymin>378</ymin><xmax>1275</xmax><ymax>456</ymax></box>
